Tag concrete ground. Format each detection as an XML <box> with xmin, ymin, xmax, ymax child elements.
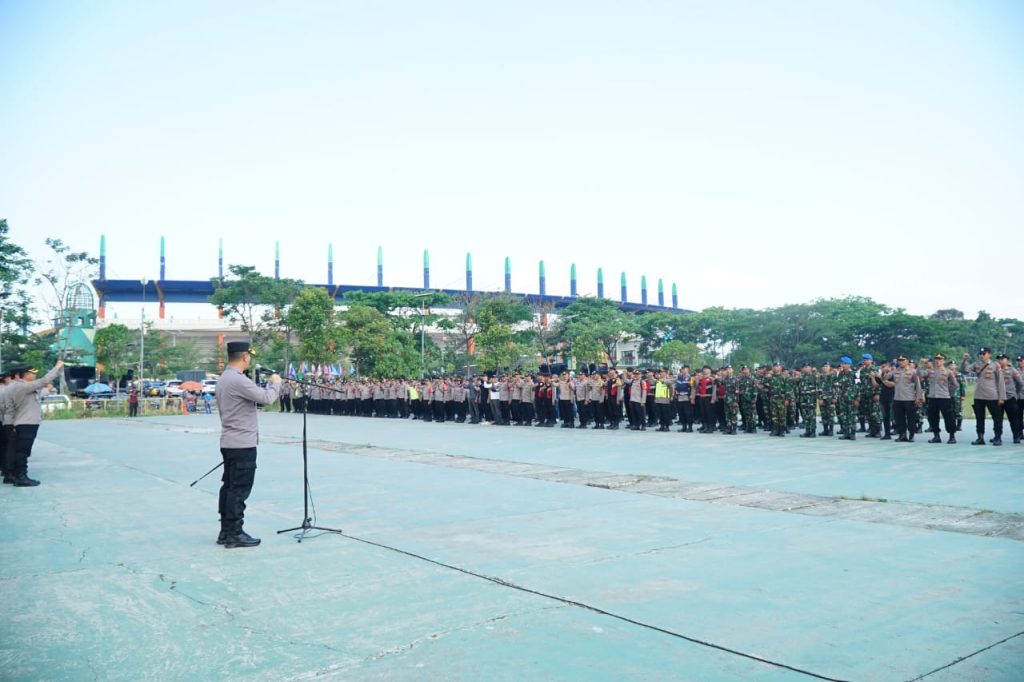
<box><xmin>1</xmin><ymin>413</ymin><xmax>1022</xmax><ymax>681</ymax></box>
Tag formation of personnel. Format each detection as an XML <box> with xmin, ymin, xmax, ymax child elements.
<box><xmin>0</xmin><ymin>361</ymin><xmax>65</xmax><ymax>486</ymax></box>
<box><xmin>272</xmin><ymin>348</ymin><xmax>1024</xmax><ymax>447</ymax></box>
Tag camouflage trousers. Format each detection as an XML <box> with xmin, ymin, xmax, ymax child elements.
<box><xmin>798</xmin><ymin>399</ymin><xmax>817</xmax><ymax>431</ymax></box>
<box><xmin>739</xmin><ymin>398</ymin><xmax>756</xmax><ymax>430</ymax></box>
<box><xmin>838</xmin><ymin>398</ymin><xmax>857</xmax><ymax>435</ymax></box>
<box><xmin>725</xmin><ymin>401</ymin><xmax>738</xmax><ymax>430</ymax></box>
<box><xmin>820</xmin><ymin>399</ymin><xmax>836</xmax><ymax>427</ymax></box>
<box><xmin>861</xmin><ymin>394</ymin><xmax>881</xmax><ymax>432</ymax></box>
<box><xmin>770</xmin><ymin>397</ymin><xmax>787</xmax><ymax>430</ymax></box>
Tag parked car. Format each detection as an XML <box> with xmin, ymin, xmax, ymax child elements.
<box><xmin>201</xmin><ymin>379</ymin><xmax>218</xmax><ymax>395</ymax></box>
<box><xmin>41</xmin><ymin>394</ymin><xmax>71</xmax><ymax>413</ymax></box>
<box><xmin>165</xmin><ymin>380</ymin><xmax>184</xmax><ymax>397</ymax></box>
<box><xmin>142</xmin><ymin>380</ymin><xmax>167</xmax><ymax>397</ymax></box>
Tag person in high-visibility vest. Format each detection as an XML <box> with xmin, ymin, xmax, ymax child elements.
<box><xmin>654</xmin><ymin>371</ymin><xmax>674</xmax><ymax>431</ymax></box>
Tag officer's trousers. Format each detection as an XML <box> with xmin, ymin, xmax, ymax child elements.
<box><xmin>972</xmin><ymin>399</ymin><xmax>1004</xmax><ymax>437</ymax></box>
<box><xmin>927</xmin><ymin>397</ymin><xmax>956</xmax><ymax>435</ymax></box>
<box><xmin>219</xmin><ymin>447</ymin><xmax>258</xmax><ymax>534</ymax></box>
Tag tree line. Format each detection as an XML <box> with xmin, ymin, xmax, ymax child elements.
<box><xmin>1</xmin><ymin>220</ymin><xmax>1021</xmax><ymax>381</ymax></box>
<box><xmin>199</xmin><ymin>265</ymin><xmax>1023</xmax><ymax>378</ymax></box>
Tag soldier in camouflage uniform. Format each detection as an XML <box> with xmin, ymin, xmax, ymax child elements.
<box><xmin>859</xmin><ymin>354</ymin><xmax>882</xmax><ymax>437</ymax></box>
<box><xmin>786</xmin><ymin>369</ymin><xmax>799</xmax><ymax>430</ymax></box>
<box><xmin>766</xmin><ymin>362</ymin><xmax>790</xmax><ymax>437</ymax></box>
<box><xmin>796</xmin><ymin>361</ymin><xmax>819</xmax><ymax>438</ymax></box>
<box><xmin>722</xmin><ymin>366</ymin><xmax>739</xmax><ymax>435</ymax></box>
<box><xmin>737</xmin><ymin>365</ymin><xmax>758</xmax><ymax>433</ymax></box>
<box><xmin>818</xmin><ymin>362</ymin><xmax>837</xmax><ymax>436</ymax></box>
<box><xmin>836</xmin><ymin>356</ymin><xmax>859</xmax><ymax>440</ymax></box>
<box><xmin>950</xmin><ymin>362</ymin><xmax>965</xmax><ymax>433</ymax></box>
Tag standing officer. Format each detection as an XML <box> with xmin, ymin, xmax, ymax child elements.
<box><xmin>674</xmin><ymin>366</ymin><xmax>694</xmax><ymax>432</ymax></box>
<box><xmin>215</xmin><ymin>341</ymin><xmax>280</xmax><ymax>548</ymax></box>
<box><xmin>5</xmin><ymin>361</ymin><xmax>64</xmax><ymax>486</ymax></box>
<box><xmin>918</xmin><ymin>353</ymin><xmax>958</xmax><ymax>444</ymax></box>
<box><xmin>884</xmin><ymin>355</ymin><xmax>923</xmax><ymax>442</ymax></box>
<box><xmin>996</xmin><ymin>355</ymin><xmax>1022</xmax><ymax>444</ymax></box>
<box><xmin>818</xmin><ymin>362</ymin><xmax>836</xmax><ymax>437</ymax></box>
<box><xmin>877</xmin><ymin>360</ymin><xmax>895</xmax><ymax>440</ymax></box>
<box><xmin>767</xmin><ymin>362</ymin><xmax>790</xmax><ymax>437</ymax></box>
<box><xmin>859</xmin><ymin>354</ymin><xmax>882</xmax><ymax>438</ymax></box>
<box><xmin>836</xmin><ymin>357</ymin><xmax>859</xmax><ymax>440</ymax></box>
<box><xmin>737</xmin><ymin>365</ymin><xmax>757</xmax><ymax>433</ymax></box>
<box><xmin>795</xmin><ymin>361</ymin><xmax>819</xmax><ymax>438</ymax></box>
<box><xmin>961</xmin><ymin>348</ymin><xmax>1006</xmax><ymax>446</ymax></box>
<box><xmin>0</xmin><ymin>370</ymin><xmax>13</xmax><ymax>482</ymax></box>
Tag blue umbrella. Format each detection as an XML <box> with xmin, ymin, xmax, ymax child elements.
<box><xmin>84</xmin><ymin>383</ymin><xmax>112</xmax><ymax>394</ymax></box>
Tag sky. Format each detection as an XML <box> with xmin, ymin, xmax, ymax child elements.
<box><xmin>2</xmin><ymin>0</ymin><xmax>1022</xmax><ymax>322</ymax></box>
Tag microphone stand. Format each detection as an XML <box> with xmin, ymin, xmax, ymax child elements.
<box><xmin>273</xmin><ymin>373</ymin><xmax>345</xmax><ymax>542</ymax></box>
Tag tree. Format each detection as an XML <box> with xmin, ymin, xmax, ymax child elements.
<box><xmin>930</xmin><ymin>309</ymin><xmax>964</xmax><ymax>321</ymax></box>
<box><xmin>473</xmin><ymin>296</ymin><xmax>534</xmax><ymax>372</ymax></box>
<box><xmin>652</xmin><ymin>340</ymin><xmax>705</xmax><ymax>369</ymax></box>
<box><xmin>0</xmin><ymin>219</ymin><xmax>38</xmax><ymax>369</ymax></box>
<box><xmin>560</xmin><ymin>297</ymin><xmax>637</xmax><ymax>365</ymax></box>
<box><xmin>288</xmin><ymin>288</ymin><xmax>342</xmax><ymax>365</ymax></box>
<box><xmin>208</xmin><ymin>265</ymin><xmax>303</xmax><ymax>356</ymax></box>
<box><xmin>94</xmin><ymin>323</ymin><xmax>135</xmax><ymax>384</ymax></box>
<box><xmin>339</xmin><ymin>304</ymin><xmax>420</xmax><ymax>378</ymax></box>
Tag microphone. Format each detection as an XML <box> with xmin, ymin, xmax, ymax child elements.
<box><xmin>254</xmin><ymin>364</ymin><xmax>279</xmax><ymax>376</ymax></box>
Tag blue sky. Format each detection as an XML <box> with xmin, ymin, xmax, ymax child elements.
<box><xmin>2</xmin><ymin>1</ymin><xmax>1022</xmax><ymax>321</ymax></box>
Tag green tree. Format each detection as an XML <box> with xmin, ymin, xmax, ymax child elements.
<box><xmin>288</xmin><ymin>288</ymin><xmax>342</xmax><ymax>365</ymax></box>
<box><xmin>560</xmin><ymin>297</ymin><xmax>637</xmax><ymax>364</ymax></box>
<box><xmin>473</xmin><ymin>296</ymin><xmax>534</xmax><ymax>372</ymax></box>
<box><xmin>652</xmin><ymin>340</ymin><xmax>705</xmax><ymax>369</ymax></box>
<box><xmin>338</xmin><ymin>304</ymin><xmax>420</xmax><ymax>378</ymax></box>
<box><xmin>94</xmin><ymin>323</ymin><xmax>135</xmax><ymax>383</ymax></box>
<box><xmin>208</xmin><ymin>265</ymin><xmax>303</xmax><ymax>356</ymax></box>
<box><xmin>0</xmin><ymin>219</ymin><xmax>38</xmax><ymax>369</ymax></box>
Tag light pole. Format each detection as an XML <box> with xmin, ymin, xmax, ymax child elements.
<box><xmin>140</xmin><ymin>278</ymin><xmax>147</xmax><ymax>411</ymax></box>
<box><xmin>414</xmin><ymin>293</ymin><xmax>431</xmax><ymax>378</ymax></box>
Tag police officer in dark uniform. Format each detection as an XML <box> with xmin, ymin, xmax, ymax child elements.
<box><xmin>215</xmin><ymin>341</ymin><xmax>281</xmax><ymax>548</ymax></box>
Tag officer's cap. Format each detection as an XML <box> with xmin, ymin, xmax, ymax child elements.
<box><xmin>821</xmin><ymin>361</ymin><xmax>831</xmax><ymax>367</ymax></box>
<box><xmin>996</xmin><ymin>353</ymin><xmax>1008</xmax><ymax>360</ymax></box>
<box><xmin>979</xmin><ymin>347</ymin><xmax>992</xmax><ymax>355</ymax></box>
<box><xmin>801</xmin><ymin>360</ymin><xmax>811</xmax><ymax>367</ymax></box>
<box><xmin>840</xmin><ymin>356</ymin><xmax>852</xmax><ymax>365</ymax></box>
<box><xmin>1016</xmin><ymin>355</ymin><xmax>1024</xmax><ymax>362</ymax></box>
<box><xmin>226</xmin><ymin>340</ymin><xmax>255</xmax><ymax>355</ymax></box>
<box><xmin>934</xmin><ymin>353</ymin><xmax>945</xmax><ymax>360</ymax></box>
<box><xmin>772</xmin><ymin>360</ymin><xmax>782</xmax><ymax>367</ymax></box>
<box><xmin>896</xmin><ymin>354</ymin><xmax>908</xmax><ymax>362</ymax></box>
<box><xmin>862</xmin><ymin>353</ymin><xmax>873</xmax><ymax>360</ymax></box>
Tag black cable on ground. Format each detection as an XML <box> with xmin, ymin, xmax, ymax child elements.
<box><xmin>334</xmin><ymin>531</ymin><xmax>853</xmax><ymax>682</ymax></box>
<box><xmin>905</xmin><ymin>630</ymin><xmax>1024</xmax><ymax>682</ymax></box>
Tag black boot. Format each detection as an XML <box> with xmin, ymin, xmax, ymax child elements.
<box><xmin>971</xmin><ymin>437</ymin><xmax>985</xmax><ymax>446</ymax></box>
<box><xmin>928</xmin><ymin>434</ymin><xmax>941</xmax><ymax>443</ymax></box>
<box><xmin>13</xmin><ymin>475</ymin><xmax>40</xmax><ymax>487</ymax></box>
<box><xmin>992</xmin><ymin>437</ymin><xmax>1002</xmax><ymax>446</ymax></box>
<box><xmin>947</xmin><ymin>435</ymin><xmax>956</xmax><ymax>444</ymax></box>
<box><xmin>224</xmin><ymin>530</ymin><xmax>261</xmax><ymax>548</ymax></box>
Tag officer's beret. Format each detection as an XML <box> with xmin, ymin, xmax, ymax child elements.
<box><xmin>801</xmin><ymin>360</ymin><xmax>811</xmax><ymax>367</ymax></box>
<box><xmin>840</xmin><ymin>357</ymin><xmax>852</xmax><ymax>365</ymax></box>
<box><xmin>226</xmin><ymin>340</ymin><xmax>254</xmax><ymax>355</ymax></box>
<box><xmin>821</xmin><ymin>361</ymin><xmax>831</xmax><ymax>366</ymax></box>
<box><xmin>862</xmin><ymin>353</ymin><xmax>873</xmax><ymax>360</ymax></box>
